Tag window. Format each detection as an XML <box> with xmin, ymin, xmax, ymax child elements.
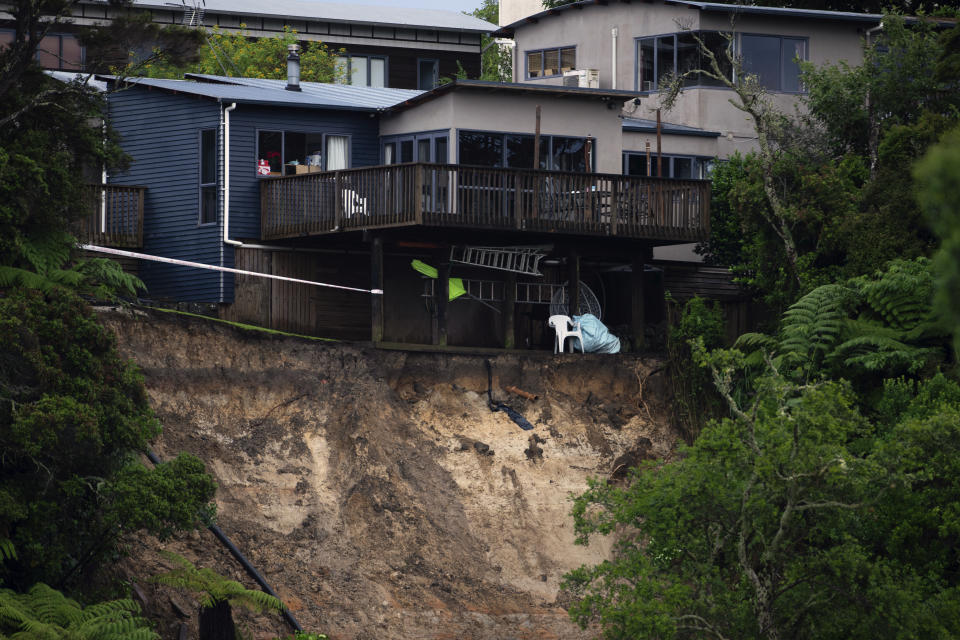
<box><xmin>257</xmin><ymin>130</ymin><xmax>347</xmax><ymax>175</ymax></box>
<box><xmin>526</xmin><ymin>46</ymin><xmax>575</xmax><ymax>79</ymax></box>
<box><xmin>458</xmin><ymin>130</ymin><xmax>594</xmax><ymax>172</ymax></box>
<box><xmin>335</xmin><ymin>54</ymin><xmax>387</xmax><ymax>87</ymax></box>
<box><xmin>623</xmin><ymin>152</ymin><xmax>711</xmax><ymax>179</ymax></box>
<box><xmin>741</xmin><ymin>34</ymin><xmax>806</xmax><ymax>92</ymax></box>
<box><xmin>381</xmin><ymin>132</ymin><xmax>449</xmax><ymax>164</ymax></box>
<box><xmin>417</xmin><ymin>58</ymin><xmax>439</xmax><ymax>90</ymax></box>
<box><xmin>326</xmin><ymin>135</ymin><xmax>350</xmax><ymax>170</ymax></box>
<box><xmin>199</xmin><ymin>129</ymin><xmax>217</xmax><ymax>225</ymax></box>
<box><xmin>636</xmin><ymin>32</ymin><xmax>732</xmax><ymax>92</ymax></box>
<box><xmin>25</xmin><ymin>32</ymin><xmax>84</xmax><ymax>70</ymax></box>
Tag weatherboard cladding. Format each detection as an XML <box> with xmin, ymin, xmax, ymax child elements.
<box><xmin>227</xmin><ymin>105</ymin><xmax>381</xmax><ymax>239</ymax></box>
<box><xmin>107</xmin><ymin>87</ymin><xmax>227</xmax><ymax>302</ymax></box>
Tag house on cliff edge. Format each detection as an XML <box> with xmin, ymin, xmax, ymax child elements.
<box><xmin>88</xmin><ymin>67</ymin><xmax>715</xmax><ymax>349</ymax></box>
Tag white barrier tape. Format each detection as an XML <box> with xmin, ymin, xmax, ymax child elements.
<box><xmin>81</xmin><ymin>244</ymin><xmax>384</xmax><ymax>295</ymax></box>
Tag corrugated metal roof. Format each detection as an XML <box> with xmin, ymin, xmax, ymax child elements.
<box><xmin>46</xmin><ymin>70</ymin><xmax>108</xmax><ymax>92</ymax></box>
<box><xmin>103</xmin><ymin>75</ymin><xmax>422</xmax><ymax>110</ymax></box>
<box><xmin>622</xmin><ymin>117</ymin><xmax>721</xmax><ymax>138</ymax></box>
<box><xmin>495</xmin><ymin>0</ymin><xmax>883</xmax><ymax>35</ymax></box>
<box><xmin>123</xmin><ymin>0</ymin><xmax>496</xmax><ymax>32</ymax></box>
<box><xmin>186</xmin><ymin>74</ymin><xmax>423</xmax><ymax>109</ymax></box>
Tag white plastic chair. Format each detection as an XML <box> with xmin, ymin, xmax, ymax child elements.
<box><xmin>548</xmin><ymin>314</ymin><xmax>584</xmax><ymax>354</ymax></box>
<box><xmin>341</xmin><ymin>188</ymin><xmax>368</xmax><ymax>218</ymax></box>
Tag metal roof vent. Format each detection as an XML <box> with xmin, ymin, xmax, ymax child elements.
<box><xmin>286</xmin><ymin>44</ymin><xmax>301</xmax><ymax>92</ymax></box>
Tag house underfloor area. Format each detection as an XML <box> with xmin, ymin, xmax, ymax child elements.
<box><xmin>217</xmin><ymin>228</ymin><xmax>750</xmax><ymax>352</ymax></box>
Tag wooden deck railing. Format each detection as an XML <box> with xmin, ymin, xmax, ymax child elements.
<box><xmin>76</xmin><ymin>184</ymin><xmax>145</xmax><ymax>248</ymax></box>
<box><xmin>260</xmin><ymin>163</ymin><xmax>710</xmax><ymax>242</ymax></box>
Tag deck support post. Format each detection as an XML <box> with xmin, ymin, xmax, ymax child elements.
<box><xmin>370</xmin><ymin>235</ymin><xmax>384</xmax><ymax>344</ymax></box>
<box><xmin>567</xmin><ymin>247</ymin><xmax>580</xmax><ymax>317</ymax></box>
<box><xmin>631</xmin><ymin>247</ymin><xmax>652</xmax><ymax>350</ymax></box>
<box><xmin>436</xmin><ymin>249</ymin><xmax>450</xmax><ymax>347</ymax></box>
<box><xmin>503</xmin><ymin>272</ymin><xmax>516</xmax><ymax>349</ymax></box>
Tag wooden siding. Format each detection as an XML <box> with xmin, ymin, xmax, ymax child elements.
<box><xmin>261</xmin><ymin>163</ymin><xmax>711</xmax><ymax>243</ymax></box>
<box><xmin>227</xmin><ymin>106</ymin><xmax>382</xmax><ymax>241</ymax></box>
<box><xmin>334</xmin><ymin>43</ymin><xmax>481</xmax><ymax>89</ymax></box>
<box><xmin>223</xmin><ymin>247</ymin><xmax>370</xmax><ymax>340</ymax></box>
<box><xmin>107</xmin><ymin>87</ymin><xmax>225</xmax><ymax>302</ymax></box>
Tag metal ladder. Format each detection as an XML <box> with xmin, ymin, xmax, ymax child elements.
<box><xmin>449</xmin><ymin>246</ymin><xmax>547</xmax><ymax>276</ymax></box>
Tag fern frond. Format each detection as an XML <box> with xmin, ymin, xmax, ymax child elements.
<box><xmin>853</xmin><ymin>258</ymin><xmax>934</xmax><ymax>331</ymax></box>
<box><xmin>151</xmin><ymin>553</ymin><xmax>284</xmax><ymax>614</ymax></box>
<box><xmin>734</xmin><ymin>332</ymin><xmax>776</xmax><ymax>352</ymax></box>
<box><xmin>778</xmin><ymin>283</ymin><xmax>850</xmax><ymax>372</ymax></box>
<box><xmin>834</xmin><ymin>335</ymin><xmax>937</xmax><ymax>374</ymax></box>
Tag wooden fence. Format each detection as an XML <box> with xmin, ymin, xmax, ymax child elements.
<box><xmin>76</xmin><ymin>184</ymin><xmax>145</xmax><ymax>248</ymax></box>
<box><xmin>261</xmin><ymin>163</ymin><xmax>710</xmax><ymax>242</ymax></box>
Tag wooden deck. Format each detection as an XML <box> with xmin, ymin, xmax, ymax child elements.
<box><xmin>77</xmin><ymin>184</ymin><xmax>145</xmax><ymax>248</ymax></box>
<box><xmin>260</xmin><ymin>163</ymin><xmax>710</xmax><ymax>243</ymax></box>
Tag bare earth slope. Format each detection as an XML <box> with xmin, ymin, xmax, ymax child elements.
<box><xmin>101</xmin><ymin>308</ymin><xmax>679</xmax><ymax>640</ymax></box>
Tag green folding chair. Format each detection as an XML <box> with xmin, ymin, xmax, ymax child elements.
<box><xmin>411</xmin><ymin>259</ymin><xmax>499</xmax><ymax>313</ymax></box>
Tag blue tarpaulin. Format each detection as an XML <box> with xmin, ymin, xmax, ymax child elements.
<box><xmin>572</xmin><ymin>313</ymin><xmax>621</xmax><ymax>353</ymax></box>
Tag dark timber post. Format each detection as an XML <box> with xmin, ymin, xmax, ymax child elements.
<box><xmin>567</xmin><ymin>247</ymin><xmax>580</xmax><ymax>317</ymax></box>
<box><xmin>370</xmin><ymin>235</ymin><xmax>384</xmax><ymax>344</ymax></box>
<box><xmin>503</xmin><ymin>272</ymin><xmax>517</xmax><ymax>349</ymax></box>
<box><xmin>436</xmin><ymin>249</ymin><xmax>450</xmax><ymax>346</ymax></box>
<box><xmin>631</xmin><ymin>246</ymin><xmax>652</xmax><ymax>350</ymax></box>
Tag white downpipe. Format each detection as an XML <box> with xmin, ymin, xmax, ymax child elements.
<box><xmin>223</xmin><ymin>102</ymin><xmax>239</xmax><ymax>247</ymax></box>
<box><xmin>100</xmin><ymin>122</ymin><xmax>107</xmax><ymax>233</ymax></box>
<box><xmin>611</xmin><ymin>27</ymin><xmax>618</xmax><ymax>90</ymax></box>
<box><xmin>219</xmin><ymin>102</ymin><xmax>326</xmax><ymax>255</ymax></box>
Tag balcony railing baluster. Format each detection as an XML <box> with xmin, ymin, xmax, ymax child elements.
<box><xmin>260</xmin><ymin>163</ymin><xmax>709</xmax><ymax>243</ymax></box>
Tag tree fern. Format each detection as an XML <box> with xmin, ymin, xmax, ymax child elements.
<box><xmin>852</xmin><ymin>258</ymin><xmax>935</xmax><ymax>331</ymax></box>
<box><xmin>776</xmin><ymin>283</ymin><xmax>850</xmax><ymax>376</ymax></box>
<box><xmin>0</xmin><ymin>583</ymin><xmax>156</xmax><ymax>640</ymax></box>
<box><xmin>150</xmin><ymin>552</ymin><xmax>284</xmax><ymax>613</ymax></box>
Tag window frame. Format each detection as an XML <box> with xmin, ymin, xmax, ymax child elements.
<box><xmin>381</xmin><ymin>130</ymin><xmax>449</xmax><ymax>164</ymax></box>
<box><xmin>322</xmin><ymin>133</ymin><xmax>352</xmax><ymax>171</ymax></box>
<box><xmin>456</xmin><ymin>128</ymin><xmax>596</xmax><ymax>173</ymax></box>
<box><xmin>635</xmin><ymin>31</ymin><xmax>734</xmax><ymax>93</ymax></box>
<box><xmin>416</xmin><ymin>57</ymin><xmax>439</xmax><ymax>90</ymax></box>
<box><xmin>622</xmin><ymin>150</ymin><xmax>714</xmax><ymax>180</ymax></box>
<box><xmin>199</xmin><ymin>128</ymin><xmax>218</xmax><ymax>226</ymax></box>
<box><xmin>737</xmin><ymin>32</ymin><xmax>808</xmax><ymax>94</ymax></box>
<box><xmin>335</xmin><ymin>54</ymin><xmax>389</xmax><ymax>87</ymax></box>
<box><xmin>255</xmin><ymin>129</ymin><xmax>352</xmax><ymax>176</ymax></box>
<box><xmin>525</xmin><ymin>45</ymin><xmax>576</xmax><ymax>79</ymax></box>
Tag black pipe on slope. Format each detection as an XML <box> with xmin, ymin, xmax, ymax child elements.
<box><xmin>146</xmin><ymin>450</ymin><xmax>304</xmax><ymax>633</ymax></box>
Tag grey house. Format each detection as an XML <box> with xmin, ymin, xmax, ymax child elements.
<box><xmin>8</xmin><ymin>0</ymin><xmax>497</xmax><ymax>89</ymax></box>
<box><xmin>495</xmin><ymin>0</ymin><xmax>882</xmax><ymax>168</ymax></box>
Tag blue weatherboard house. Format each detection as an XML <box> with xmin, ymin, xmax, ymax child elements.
<box><xmin>105</xmin><ymin>71</ymin><xmax>420</xmax><ymax>303</ymax></box>
<box><xmin>98</xmin><ymin>62</ymin><xmax>716</xmax><ymax>348</ymax></box>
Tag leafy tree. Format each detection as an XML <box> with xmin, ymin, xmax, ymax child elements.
<box><xmin>0</xmin><ymin>582</ymin><xmax>157</xmax><ymax>640</ymax></box>
<box><xmin>914</xmin><ymin>124</ymin><xmax>960</xmax><ymax>356</ymax></box>
<box><xmin>140</xmin><ymin>26</ymin><xmax>342</xmax><ymax>82</ymax></box>
<box><xmin>0</xmin><ymin>288</ymin><xmax>217</xmax><ymax>590</ymax></box>
<box><xmin>469</xmin><ymin>0</ymin><xmax>512</xmax><ymax>82</ymax></box>
<box><xmin>564</xmin><ymin>258</ymin><xmax>960</xmax><ymax>640</ymax></box>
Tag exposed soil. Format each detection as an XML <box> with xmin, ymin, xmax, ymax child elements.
<box><xmin>99</xmin><ymin>308</ymin><xmax>679</xmax><ymax>640</ymax></box>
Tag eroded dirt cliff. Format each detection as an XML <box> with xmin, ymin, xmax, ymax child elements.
<box><xmin>100</xmin><ymin>308</ymin><xmax>679</xmax><ymax>640</ymax></box>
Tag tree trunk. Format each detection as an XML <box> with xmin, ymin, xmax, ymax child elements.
<box><xmin>199</xmin><ymin>600</ymin><xmax>235</xmax><ymax>640</ymax></box>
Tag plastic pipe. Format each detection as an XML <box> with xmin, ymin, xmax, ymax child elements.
<box><xmin>145</xmin><ymin>450</ymin><xmax>304</xmax><ymax>632</ymax></box>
